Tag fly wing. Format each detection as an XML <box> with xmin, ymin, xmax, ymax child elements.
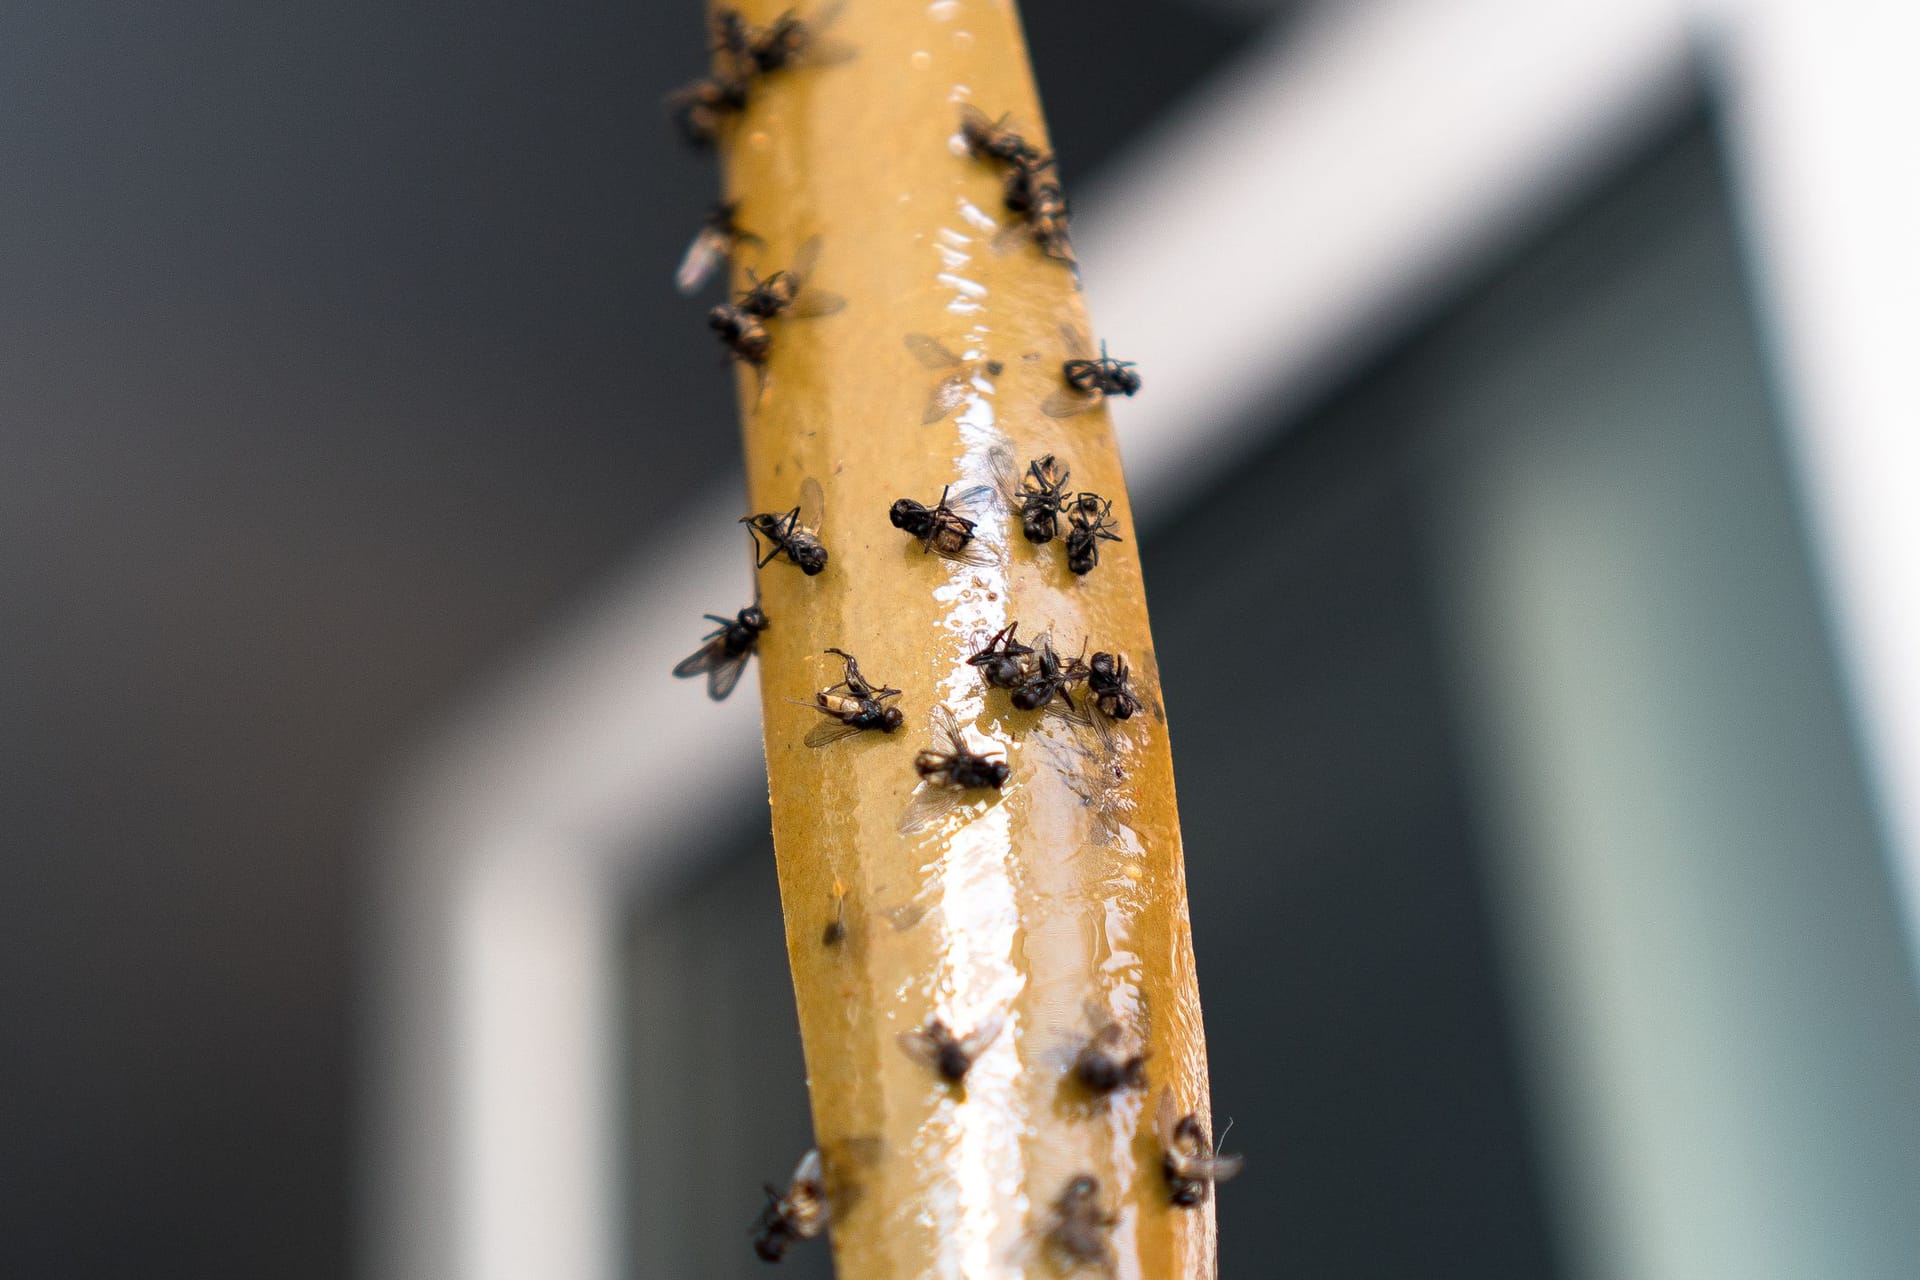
<box><xmin>1044</xmin><ymin>694</ymin><xmax>1094</xmax><ymax>731</ymax></box>
<box><xmin>904</xmin><ymin>332</ymin><xmax>963</xmax><ymax>369</ymax></box>
<box><xmin>788</xmin><ymin>288</ymin><xmax>847</xmax><ymax>319</ymax></box>
<box><xmin>797</xmin><ymin>476</ymin><xmax>825</xmax><ymax>532</ymax></box>
<box><xmin>675</xmin><ymin>227</ymin><xmax>724</xmax><ymax>294</ymax></box>
<box><xmin>1059</xmin><ymin>323</ymin><xmax>1093</xmax><ymax>360</ymax></box>
<box><xmin>897</xmin><ymin>1027</ymin><xmax>941</xmax><ymax>1071</ymax></box>
<box><xmin>924</xmin><ymin>375</ymin><xmax>968</xmax><ymax>423</ymax></box>
<box><xmin>1196</xmin><ymin>1150</ymin><xmax>1245</xmax><ymax>1184</ymax></box>
<box><xmin>1086</xmin><ymin>701</ymin><xmax>1122</xmax><ymax>753</ymax></box>
<box><xmin>789</xmin><ymin>1148</ymin><xmax>824</xmax><ymax>1192</ymax></box>
<box><xmin>957</xmin><ymin>103</ymin><xmax>995</xmax><ymax>154</ymax></box>
<box><xmin>945</xmin><ymin>481</ymin><xmax>999</xmax><ymax>518</ymax></box>
<box><xmin>799</xmin><ymin>34</ymin><xmax>858</xmax><ymax>67</ymax></box>
<box><xmin>1042</xmin><ymin>385</ymin><xmax>1099</xmax><ymax>419</ymax></box>
<box><xmin>899</xmin><ymin>780</ymin><xmax>962</xmax><ymax>834</ymax></box>
<box><xmin>705</xmin><ymin>650</ymin><xmax>752</xmax><ymax>701</ymax></box>
<box><xmin>1154</xmin><ymin>1088</ymin><xmax>1182</xmax><ymax>1152</ymax></box>
<box><xmin>955</xmin><ymin>1012</ymin><xmax>1006</xmax><ymax>1060</ymax></box>
<box><xmin>933</xmin><ymin>537</ymin><xmax>995</xmax><ymax>568</ymax></box>
<box><xmin>929</xmin><ymin>703</ymin><xmax>967</xmax><ymax>757</ymax></box>
<box><xmin>985</xmin><ymin>443</ymin><xmax>1019</xmax><ymax>506</ymax></box>
<box><xmin>803</xmin><ymin>717</ymin><xmax>864</xmax><ymax>749</ymax></box>
<box><xmin>786</xmin><ymin>235</ymin><xmax>822</xmax><ymax>290</ymax></box>
<box><xmin>672</xmin><ymin>636</ymin><xmax>723</xmax><ymax>679</ymax></box>
<box><xmin>990</xmin><ymin>219</ymin><xmax>1030</xmax><ymax>256</ymax></box>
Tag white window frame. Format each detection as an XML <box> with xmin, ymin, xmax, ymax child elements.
<box><xmin>362</xmin><ymin>3</ymin><xmax>1920</xmax><ymax>1278</ymax></box>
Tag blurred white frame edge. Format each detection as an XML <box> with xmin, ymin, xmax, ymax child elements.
<box><xmin>362</xmin><ymin>2</ymin><xmax>1920</xmax><ymax>1279</ymax></box>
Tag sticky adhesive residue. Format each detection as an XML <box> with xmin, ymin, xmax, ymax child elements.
<box><xmin>902</xmin><ymin>218</ymin><xmax>1040</xmax><ymax>1275</ymax></box>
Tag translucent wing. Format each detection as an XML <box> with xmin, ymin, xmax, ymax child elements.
<box><xmin>1044</xmin><ymin>693</ymin><xmax>1094</xmax><ymax>731</ymax></box>
<box><xmin>923</xmin><ymin>375</ymin><xmax>968</xmax><ymax>424</ymax></box>
<box><xmin>787</xmin><ymin>235</ymin><xmax>822</xmax><ymax>289</ymax></box>
<box><xmin>790</xmin><ymin>1148</ymin><xmax>823</xmax><ymax>1189</ymax></box>
<box><xmin>672</xmin><ymin>638</ymin><xmax>723</xmax><ymax>680</ymax></box>
<box><xmin>803</xmin><ymin>717</ymin><xmax>864</xmax><ymax>749</ymax></box>
<box><xmin>705</xmin><ymin>651</ymin><xmax>751</xmax><ymax>701</ymax></box>
<box><xmin>904</xmin><ymin>332</ymin><xmax>964</xmax><ymax>369</ymax></box>
<box><xmin>929</xmin><ymin>703</ymin><xmax>967</xmax><ymax>757</ymax></box>
<box><xmin>932</xmin><ymin>539</ymin><xmax>996</xmax><ymax>568</ymax></box>
<box><xmin>897</xmin><ymin>1026</ymin><xmax>943</xmax><ymax>1070</ymax></box>
<box><xmin>899</xmin><ymin>780</ymin><xmax>962</xmax><ymax>834</ymax></box>
<box><xmin>1154</xmin><ymin>1089</ymin><xmax>1181</xmax><ymax>1152</ymax></box>
<box><xmin>788</xmin><ymin>288</ymin><xmax>847</xmax><ymax>319</ymax></box>
<box><xmin>797</xmin><ymin>476</ymin><xmax>825</xmax><ymax>531</ymax></box>
<box><xmin>957</xmin><ymin>102</ymin><xmax>995</xmax><ymax>147</ymax></box>
<box><xmin>985</xmin><ymin>443</ymin><xmax>1019</xmax><ymax>505</ymax></box>
<box><xmin>990</xmin><ymin>219</ymin><xmax>1030</xmax><ymax>256</ymax></box>
<box><xmin>1042</xmin><ymin>385</ymin><xmax>1100</xmax><ymax>419</ymax></box>
<box><xmin>945</xmin><ymin>481</ymin><xmax>999</xmax><ymax>518</ymax></box>
<box><xmin>676</xmin><ymin>227</ymin><xmax>725</xmax><ymax>294</ymax></box>
<box><xmin>955</xmin><ymin>1013</ymin><xmax>1006</xmax><ymax>1060</ymax></box>
<box><xmin>819</xmin><ymin>1134</ymin><xmax>882</xmax><ymax>1220</ymax></box>
<box><xmin>800</xmin><ymin>35</ymin><xmax>859</xmax><ymax>67</ymax></box>
<box><xmin>1083</xmin><ymin>998</ymin><xmax>1121</xmax><ymax>1039</ymax></box>
<box><xmin>1059</xmin><ymin>323</ymin><xmax>1093</xmax><ymax>360</ymax></box>
<box><xmin>1086</xmin><ymin>701</ymin><xmax>1123</xmax><ymax>753</ymax></box>
<box><xmin>810</xmin><ymin>0</ymin><xmax>849</xmax><ymax>32</ymax></box>
<box><xmin>1195</xmin><ymin>1149</ymin><xmax>1245</xmax><ymax>1184</ymax></box>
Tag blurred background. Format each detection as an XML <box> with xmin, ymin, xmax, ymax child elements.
<box><xmin>6</xmin><ymin>2</ymin><xmax>1920</xmax><ymax>1279</ymax></box>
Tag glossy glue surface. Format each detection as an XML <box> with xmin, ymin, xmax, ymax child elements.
<box><xmin>721</xmin><ymin>2</ymin><xmax>1215</xmax><ymax>1273</ymax></box>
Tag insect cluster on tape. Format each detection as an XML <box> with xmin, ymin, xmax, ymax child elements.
<box><xmin>668</xmin><ymin>3</ymin><xmax>854</xmax><ymax>149</ymax></box>
<box><xmin>959</xmin><ymin>104</ymin><xmax>1076</xmax><ymax>273</ymax></box>
<box><xmin>659</xmin><ymin>29</ymin><xmax>1244</xmax><ymax>1262</ymax></box>
<box><xmin>708</xmin><ymin>235</ymin><xmax>846</xmax><ymax>377</ymax></box>
<box><xmin>983</xmin><ymin>444</ymin><xmax>1125</xmax><ymax>576</ymax></box>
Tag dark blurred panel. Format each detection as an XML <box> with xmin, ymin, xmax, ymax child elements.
<box><xmin>1144</xmin><ymin>366</ymin><xmax>1562</xmax><ymax>1276</ymax></box>
<box><xmin>0</xmin><ymin>1</ymin><xmax>1256</xmax><ymax>1277</ymax></box>
<box><xmin>623</xmin><ymin>829</ymin><xmax>826</xmax><ymax>1280</ymax></box>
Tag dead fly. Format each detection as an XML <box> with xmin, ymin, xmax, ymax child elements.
<box><xmin>743</xmin><ymin>3</ymin><xmax>857</xmax><ymax>75</ymax></box>
<box><xmin>743</xmin><ymin>476</ymin><xmax>829</xmax><ymax>575</ymax></box>
<box><xmin>791</xmin><ymin>647</ymin><xmax>903</xmax><ymax>747</ymax></box>
<box><xmin>899</xmin><ymin>1012</ymin><xmax>1006</xmax><ymax>1083</ymax></box>
<box><xmin>672</xmin><ymin>603</ymin><xmax>767</xmax><ymax>701</ymax></box>
<box><xmin>711</xmin><ymin>6</ymin><xmax>756</xmax><ymax>68</ymax></box>
<box><xmin>987</xmin><ymin>445</ymin><xmax>1070</xmax><ymax>544</ymax></box>
<box><xmin>1043</xmin><ymin>325</ymin><xmax>1140</xmax><ymax>418</ymax></box>
<box><xmin>1087</xmin><ymin>651</ymin><xmax>1143</xmax><ymax>726</ymax></box>
<box><xmin>676</xmin><ymin>201</ymin><xmax>763</xmax><ymax>295</ymax></box>
<box><xmin>1009</xmin><ymin>632</ymin><xmax>1091</xmax><ymax>721</ymax></box>
<box><xmin>902</xmin><ymin>333</ymin><xmax>1004</xmax><ymax>424</ymax></box>
<box><xmin>889</xmin><ymin>482</ymin><xmax>995</xmax><ymax>567</ymax></box>
<box><xmin>739</xmin><ymin>235</ymin><xmax>845</xmax><ymax>321</ymax></box>
<box><xmin>900</xmin><ymin>703</ymin><xmax>1010</xmax><ymax>833</ymax></box>
<box><xmin>1000</xmin><ymin>151</ymin><xmax>1057</xmax><ymax>216</ymax></box>
<box><xmin>708</xmin><ymin>301</ymin><xmax>771</xmax><ymax>368</ymax></box>
<box><xmin>666</xmin><ymin>71</ymin><xmax>751</xmax><ymax>148</ymax></box>
<box><xmin>990</xmin><ymin>177</ymin><xmax>1076</xmax><ymax>271</ymax></box>
<box><xmin>1044</xmin><ymin>1175</ymin><xmax>1118</xmax><ymax>1273</ymax></box>
<box><xmin>1064</xmin><ymin>494</ymin><xmax>1122</xmax><ymax>576</ymax></box>
<box><xmin>1072</xmin><ymin>1003</ymin><xmax>1148</xmax><ymax>1095</ymax></box>
<box><xmin>966</xmin><ymin>621</ymin><xmax>1036</xmax><ymax>691</ymax></box>
<box><xmin>822</xmin><ymin>886</ymin><xmax>847</xmax><ymax>945</ymax></box>
<box><xmin>1026</xmin><ymin>180</ymin><xmax>1077</xmax><ymax>268</ymax></box>
<box><xmin>751</xmin><ymin>1147</ymin><xmax>828</xmax><ymax>1262</ymax></box>
<box><xmin>1156</xmin><ymin>1089</ymin><xmax>1244</xmax><ymax>1208</ymax></box>
<box><xmin>958</xmin><ymin>103</ymin><xmax>1044</xmax><ymax>166</ymax></box>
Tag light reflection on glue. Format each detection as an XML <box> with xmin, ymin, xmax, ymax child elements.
<box><xmin>911</xmin><ymin>212</ymin><xmax>1033</xmax><ymax>1277</ymax></box>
